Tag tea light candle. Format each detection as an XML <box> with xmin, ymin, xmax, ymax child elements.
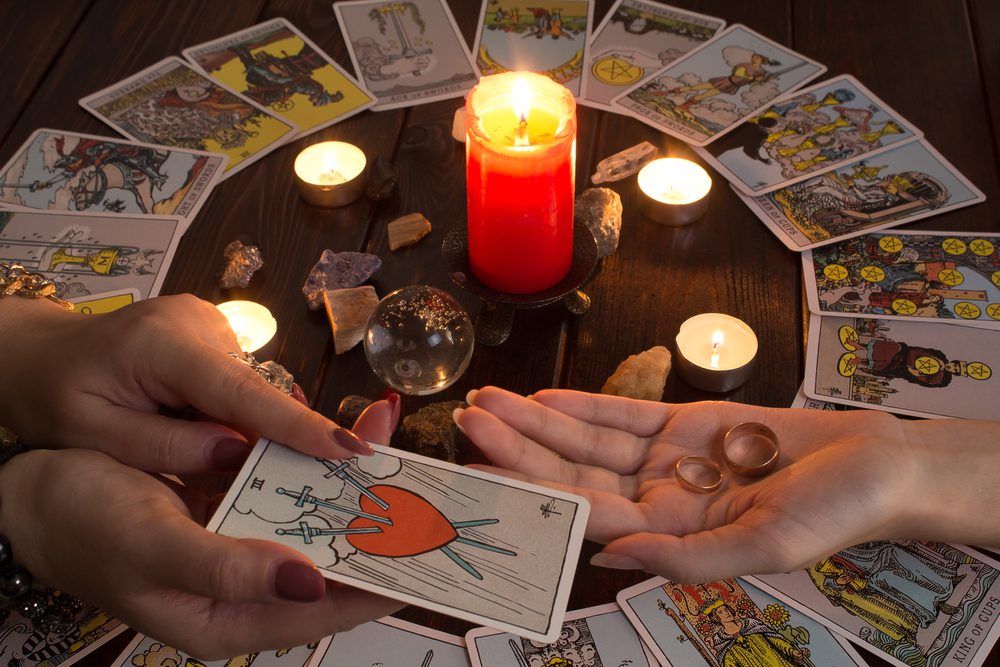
<box><xmin>294</xmin><ymin>141</ymin><xmax>366</xmax><ymax>208</ymax></box>
<box><xmin>675</xmin><ymin>313</ymin><xmax>757</xmax><ymax>392</ymax></box>
<box><xmin>216</xmin><ymin>300</ymin><xmax>277</xmax><ymax>353</ymax></box>
<box><xmin>466</xmin><ymin>72</ymin><xmax>577</xmax><ymax>294</ymax></box>
<box><xmin>638</xmin><ymin>157</ymin><xmax>712</xmax><ymax>226</ymax></box>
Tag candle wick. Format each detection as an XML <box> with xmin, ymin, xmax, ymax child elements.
<box><xmin>514</xmin><ymin>116</ymin><xmax>530</xmax><ymax>147</ymax></box>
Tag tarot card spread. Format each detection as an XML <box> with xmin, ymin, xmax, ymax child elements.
<box><xmin>0</xmin><ymin>601</ymin><xmax>125</xmax><ymax>667</ymax></box>
<box><xmin>310</xmin><ymin>617</ymin><xmax>469</xmax><ymax>667</ymax></box>
<box><xmin>209</xmin><ymin>440</ymin><xmax>589</xmax><ymax>642</ymax></box>
<box><xmin>112</xmin><ymin>633</ymin><xmax>317</xmax><ymax>667</ymax></box>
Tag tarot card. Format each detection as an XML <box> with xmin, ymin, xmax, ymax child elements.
<box><xmin>111</xmin><ymin>632</ymin><xmax>318</xmax><ymax>667</ymax></box>
<box><xmin>750</xmin><ymin>541</ymin><xmax>1000</xmax><ymax>667</ymax></box>
<box><xmin>70</xmin><ymin>287</ymin><xmax>140</xmax><ymax>314</ymax></box>
<box><xmin>694</xmin><ymin>74</ymin><xmax>922</xmax><ymax>195</ymax></box>
<box><xmin>803</xmin><ymin>314</ymin><xmax>1000</xmax><ymax>419</ymax></box>
<box><xmin>208</xmin><ymin>439</ymin><xmax>590</xmax><ymax>642</ymax></box>
<box><xmin>183</xmin><ymin>18</ymin><xmax>374</xmax><ymax>138</ymax></box>
<box><xmin>472</xmin><ymin>0</ymin><xmax>595</xmax><ymax>98</ymax></box>
<box><xmin>803</xmin><ymin>231</ymin><xmax>1000</xmax><ymax>327</ymax></box>
<box><xmin>611</xmin><ymin>24</ymin><xmax>825</xmax><ymax>146</ymax></box>
<box><xmin>307</xmin><ymin>616</ymin><xmax>469</xmax><ymax>667</ymax></box>
<box><xmin>791</xmin><ymin>383</ymin><xmax>850</xmax><ymax>410</ymax></box>
<box><xmin>0</xmin><ymin>129</ymin><xmax>226</xmax><ymax>232</ymax></box>
<box><xmin>617</xmin><ymin>575</ymin><xmax>869</xmax><ymax>667</ymax></box>
<box><xmin>0</xmin><ymin>601</ymin><xmax>125</xmax><ymax>667</ymax></box>
<box><xmin>582</xmin><ymin>0</ymin><xmax>724</xmax><ymax>110</ymax></box>
<box><xmin>466</xmin><ymin>603</ymin><xmax>657</xmax><ymax>667</ymax></box>
<box><xmin>735</xmin><ymin>139</ymin><xmax>986</xmax><ymax>251</ymax></box>
<box><xmin>79</xmin><ymin>57</ymin><xmax>297</xmax><ymax>178</ymax></box>
<box><xmin>334</xmin><ymin>0</ymin><xmax>479</xmax><ymax>111</ymax></box>
<box><xmin>0</xmin><ymin>209</ymin><xmax>181</xmax><ymax>300</ymax></box>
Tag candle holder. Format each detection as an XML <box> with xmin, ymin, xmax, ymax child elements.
<box><xmin>442</xmin><ymin>224</ymin><xmax>598</xmax><ymax>346</ymax></box>
<box><xmin>294</xmin><ymin>141</ymin><xmax>367</xmax><ymax>208</ymax></box>
<box><xmin>638</xmin><ymin>158</ymin><xmax>712</xmax><ymax>226</ymax></box>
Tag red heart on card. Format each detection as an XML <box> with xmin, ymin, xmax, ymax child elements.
<box><xmin>346</xmin><ymin>485</ymin><xmax>457</xmax><ymax>557</ymax></box>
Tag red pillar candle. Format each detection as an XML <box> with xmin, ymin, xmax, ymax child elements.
<box><xmin>466</xmin><ymin>72</ymin><xmax>577</xmax><ymax>294</ymax></box>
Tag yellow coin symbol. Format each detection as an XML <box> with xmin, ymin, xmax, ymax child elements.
<box><xmin>892</xmin><ymin>299</ymin><xmax>917</xmax><ymax>315</ymax></box>
<box><xmin>838</xmin><ymin>325</ymin><xmax>860</xmax><ymax>350</ymax></box>
<box><xmin>967</xmin><ymin>362</ymin><xmax>992</xmax><ymax>381</ymax></box>
<box><xmin>859</xmin><ymin>266</ymin><xmax>885</xmax><ymax>282</ymax></box>
<box><xmin>987</xmin><ymin>304</ymin><xmax>1000</xmax><ymax>321</ymax></box>
<box><xmin>592</xmin><ymin>55</ymin><xmax>643</xmax><ymax>85</ymax></box>
<box><xmin>938</xmin><ymin>268</ymin><xmax>964</xmax><ymax>286</ymax></box>
<box><xmin>954</xmin><ymin>302</ymin><xmax>981</xmax><ymax>319</ymax></box>
<box><xmin>838</xmin><ymin>352</ymin><xmax>859</xmax><ymax>377</ymax></box>
<box><xmin>970</xmin><ymin>239</ymin><xmax>995</xmax><ymax>256</ymax></box>
<box><xmin>993</xmin><ymin>271</ymin><xmax>1000</xmax><ymax>287</ymax></box>
<box><xmin>824</xmin><ymin>264</ymin><xmax>849</xmax><ymax>281</ymax></box>
<box><xmin>878</xmin><ymin>236</ymin><xmax>903</xmax><ymax>253</ymax></box>
<box><xmin>914</xmin><ymin>356</ymin><xmax>941</xmax><ymax>376</ymax></box>
<box><xmin>941</xmin><ymin>238</ymin><xmax>967</xmax><ymax>255</ymax></box>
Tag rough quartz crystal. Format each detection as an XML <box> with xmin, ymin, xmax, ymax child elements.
<box><xmin>302</xmin><ymin>250</ymin><xmax>381</xmax><ymax>311</ymax></box>
<box><xmin>591</xmin><ymin>141</ymin><xmax>657</xmax><ymax>184</ymax></box>
<box><xmin>575</xmin><ymin>188</ymin><xmax>623</xmax><ymax>258</ymax></box>
<box><xmin>218</xmin><ymin>240</ymin><xmax>263</xmax><ymax>289</ymax></box>
<box><xmin>601</xmin><ymin>346</ymin><xmax>672</xmax><ymax>401</ymax></box>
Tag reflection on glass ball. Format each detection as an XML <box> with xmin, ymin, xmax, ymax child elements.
<box><xmin>364</xmin><ymin>286</ymin><xmax>474</xmax><ymax>395</ymax></box>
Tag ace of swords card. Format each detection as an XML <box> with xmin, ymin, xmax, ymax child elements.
<box><xmin>208</xmin><ymin>439</ymin><xmax>589</xmax><ymax>642</ymax></box>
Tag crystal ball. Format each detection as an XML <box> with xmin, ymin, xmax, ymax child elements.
<box><xmin>364</xmin><ymin>286</ymin><xmax>474</xmax><ymax>395</ymax></box>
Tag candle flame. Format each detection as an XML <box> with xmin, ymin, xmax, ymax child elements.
<box><xmin>710</xmin><ymin>329</ymin><xmax>723</xmax><ymax>369</ymax></box>
<box><xmin>512</xmin><ymin>78</ymin><xmax>532</xmax><ymax>125</ymax></box>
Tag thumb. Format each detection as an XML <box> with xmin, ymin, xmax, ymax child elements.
<box><xmin>351</xmin><ymin>394</ymin><xmax>401</xmax><ymax>446</ymax></box>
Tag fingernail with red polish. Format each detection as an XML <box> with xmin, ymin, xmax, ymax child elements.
<box><xmin>331</xmin><ymin>427</ymin><xmax>374</xmax><ymax>456</ymax></box>
<box><xmin>387</xmin><ymin>392</ymin><xmax>400</xmax><ymax>406</ymax></box>
<box><xmin>291</xmin><ymin>383</ymin><xmax>308</xmax><ymax>406</ymax></box>
<box><xmin>274</xmin><ymin>561</ymin><xmax>325</xmax><ymax>602</ymax></box>
<box><xmin>210</xmin><ymin>437</ymin><xmax>251</xmax><ymax>471</ymax></box>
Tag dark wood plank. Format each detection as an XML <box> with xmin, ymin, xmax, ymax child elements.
<box><xmin>968</xmin><ymin>0</ymin><xmax>1000</xmax><ymax>199</ymax></box>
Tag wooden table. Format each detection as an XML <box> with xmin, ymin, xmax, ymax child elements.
<box><xmin>3</xmin><ymin>1</ymin><xmax>998</xmax><ymax>665</ymax></box>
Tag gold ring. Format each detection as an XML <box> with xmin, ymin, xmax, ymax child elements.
<box><xmin>723</xmin><ymin>422</ymin><xmax>779</xmax><ymax>478</ymax></box>
<box><xmin>674</xmin><ymin>455</ymin><xmax>724</xmax><ymax>494</ymax></box>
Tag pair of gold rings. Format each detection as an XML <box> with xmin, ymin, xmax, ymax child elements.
<box><xmin>674</xmin><ymin>422</ymin><xmax>780</xmax><ymax>494</ymax></box>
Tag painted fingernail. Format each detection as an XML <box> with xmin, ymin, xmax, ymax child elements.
<box><xmin>387</xmin><ymin>392</ymin><xmax>400</xmax><ymax>406</ymax></box>
<box><xmin>291</xmin><ymin>383</ymin><xmax>308</xmax><ymax>406</ymax></box>
<box><xmin>452</xmin><ymin>407</ymin><xmax>466</xmax><ymax>432</ymax></box>
<box><xmin>210</xmin><ymin>437</ymin><xmax>251</xmax><ymax>471</ymax></box>
<box><xmin>274</xmin><ymin>560</ymin><xmax>325</xmax><ymax>602</ymax></box>
<box><xmin>388</xmin><ymin>392</ymin><xmax>401</xmax><ymax>423</ymax></box>
<box><xmin>590</xmin><ymin>553</ymin><xmax>644</xmax><ymax>571</ymax></box>
<box><xmin>466</xmin><ymin>389</ymin><xmax>479</xmax><ymax>405</ymax></box>
<box><xmin>331</xmin><ymin>427</ymin><xmax>374</xmax><ymax>456</ymax></box>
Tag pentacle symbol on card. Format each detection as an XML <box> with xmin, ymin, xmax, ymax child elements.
<box><xmin>941</xmin><ymin>237</ymin><xmax>967</xmax><ymax>255</ymax></box>
<box><xmin>967</xmin><ymin>361</ymin><xmax>992</xmax><ymax>381</ymax></box>
<box><xmin>592</xmin><ymin>52</ymin><xmax>643</xmax><ymax>86</ymax></box>
<box><xmin>823</xmin><ymin>263</ymin><xmax>849</xmax><ymax>281</ymax></box>
<box><xmin>838</xmin><ymin>352</ymin><xmax>859</xmax><ymax>377</ymax></box>
<box><xmin>987</xmin><ymin>303</ymin><xmax>1000</xmax><ymax>320</ymax></box>
<box><xmin>891</xmin><ymin>298</ymin><xmax>917</xmax><ymax>315</ymax></box>
<box><xmin>859</xmin><ymin>265</ymin><xmax>885</xmax><ymax>283</ymax></box>
<box><xmin>878</xmin><ymin>236</ymin><xmax>903</xmax><ymax>253</ymax></box>
<box><xmin>954</xmin><ymin>302</ymin><xmax>981</xmax><ymax>320</ymax></box>
<box><xmin>993</xmin><ymin>271</ymin><xmax>1000</xmax><ymax>288</ymax></box>
<box><xmin>970</xmin><ymin>238</ymin><xmax>995</xmax><ymax>256</ymax></box>
<box><xmin>838</xmin><ymin>324</ymin><xmax>860</xmax><ymax>350</ymax></box>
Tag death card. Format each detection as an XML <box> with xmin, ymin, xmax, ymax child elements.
<box><xmin>695</xmin><ymin>74</ymin><xmax>921</xmax><ymax>195</ymax></box>
<box><xmin>111</xmin><ymin>633</ymin><xmax>318</xmax><ymax>667</ymax></box>
<box><xmin>79</xmin><ymin>57</ymin><xmax>296</xmax><ymax>178</ymax></box>
<box><xmin>750</xmin><ymin>541</ymin><xmax>1000</xmax><ymax>667</ymax></box>
<box><xmin>472</xmin><ymin>0</ymin><xmax>595</xmax><ymax>97</ymax></box>
<box><xmin>582</xmin><ymin>0</ymin><xmax>724</xmax><ymax>110</ymax></box>
<box><xmin>0</xmin><ymin>209</ymin><xmax>180</xmax><ymax>301</ymax></box>
<box><xmin>803</xmin><ymin>231</ymin><xmax>1000</xmax><ymax>327</ymax></box>
<box><xmin>803</xmin><ymin>314</ymin><xmax>1000</xmax><ymax>419</ymax></box>
<box><xmin>183</xmin><ymin>18</ymin><xmax>374</xmax><ymax>138</ymax></box>
<box><xmin>735</xmin><ymin>139</ymin><xmax>985</xmax><ymax>251</ymax></box>
<box><xmin>0</xmin><ymin>128</ymin><xmax>226</xmax><ymax>232</ymax></box>
<box><xmin>611</xmin><ymin>24</ymin><xmax>825</xmax><ymax>146</ymax></box>
<box><xmin>307</xmin><ymin>617</ymin><xmax>469</xmax><ymax>667</ymax></box>
<box><xmin>617</xmin><ymin>576</ymin><xmax>869</xmax><ymax>667</ymax></box>
<box><xmin>0</xmin><ymin>600</ymin><xmax>125</xmax><ymax>667</ymax></box>
<box><xmin>334</xmin><ymin>0</ymin><xmax>478</xmax><ymax>110</ymax></box>
<box><xmin>208</xmin><ymin>439</ymin><xmax>590</xmax><ymax>642</ymax></box>
<box><xmin>466</xmin><ymin>603</ymin><xmax>657</xmax><ymax>667</ymax></box>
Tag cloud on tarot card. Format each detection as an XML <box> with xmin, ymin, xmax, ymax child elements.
<box><xmin>691</xmin><ymin>99</ymin><xmax>740</xmax><ymax>127</ymax></box>
<box><xmin>263</xmin><ymin>514</ymin><xmax>358</xmax><ymax>566</ymax></box>
<box><xmin>355</xmin><ymin>452</ymin><xmax>403</xmax><ymax>479</ymax></box>
<box><xmin>742</xmin><ymin>80</ymin><xmax>781</xmax><ymax>108</ymax></box>
<box><xmin>722</xmin><ymin>46</ymin><xmax>755</xmax><ymax>67</ymax></box>
<box><xmin>233</xmin><ymin>457</ymin><xmax>347</xmax><ymax>524</ymax></box>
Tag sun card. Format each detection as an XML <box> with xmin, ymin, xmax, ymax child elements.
<box><xmin>70</xmin><ymin>287</ymin><xmax>140</xmax><ymax>314</ymax></box>
<box><xmin>333</xmin><ymin>0</ymin><xmax>479</xmax><ymax>111</ymax></box>
<box><xmin>110</xmin><ymin>632</ymin><xmax>318</xmax><ymax>667</ymax></box>
<box><xmin>694</xmin><ymin>74</ymin><xmax>922</xmax><ymax>195</ymax></box>
<box><xmin>750</xmin><ymin>542</ymin><xmax>1000</xmax><ymax>667</ymax></box>
<box><xmin>207</xmin><ymin>439</ymin><xmax>590</xmax><ymax>643</ymax></box>
<box><xmin>0</xmin><ymin>602</ymin><xmax>125</xmax><ymax>667</ymax></box>
<box><xmin>611</xmin><ymin>24</ymin><xmax>825</xmax><ymax>146</ymax></box>
<box><xmin>803</xmin><ymin>231</ymin><xmax>1000</xmax><ymax>327</ymax></box>
<box><xmin>466</xmin><ymin>603</ymin><xmax>657</xmax><ymax>667</ymax></box>
<box><xmin>472</xmin><ymin>0</ymin><xmax>595</xmax><ymax>98</ymax></box>
<box><xmin>0</xmin><ymin>129</ymin><xmax>225</xmax><ymax>232</ymax></box>
<box><xmin>306</xmin><ymin>616</ymin><xmax>469</xmax><ymax>667</ymax></box>
<box><xmin>582</xmin><ymin>0</ymin><xmax>724</xmax><ymax>110</ymax></box>
<box><xmin>803</xmin><ymin>313</ymin><xmax>1000</xmax><ymax>419</ymax></box>
<box><xmin>734</xmin><ymin>139</ymin><xmax>986</xmax><ymax>251</ymax></box>
<box><xmin>183</xmin><ymin>18</ymin><xmax>374</xmax><ymax>138</ymax></box>
<box><xmin>617</xmin><ymin>575</ymin><xmax>869</xmax><ymax>667</ymax></box>
<box><xmin>79</xmin><ymin>57</ymin><xmax>297</xmax><ymax>178</ymax></box>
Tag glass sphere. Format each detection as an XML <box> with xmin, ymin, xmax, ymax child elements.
<box><xmin>364</xmin><ymin>286</ymin><xmax>474</xmax><ymax>395</ymax></box>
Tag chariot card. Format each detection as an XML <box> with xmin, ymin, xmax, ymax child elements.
<box><xmin>617</xmin><ymin>576</ymin><xmax>869</xmax><ymax>667</ymax></box>
<box><xmin>611</xmin><ymin>23</ymin><xmax>825</xmax><ymax>146</ymax></box>
<box><xmin>694</xmin><ymin>74</ymin><xmax>922</xmax><ymax>195</ymax></box>
<box><xmin>184</xmin><ymin>18</ymin><xmax>374</xmax><ymax>138</ymax></box>
<box><xmin>79</xmin><ymin>56</ymin><xmax>297</xmax><ymax>178</ymax></box>
<box><xmin>750</xmin><ymin>542</ymin><xmax>1000</xmax><ymax>667</ymax></box>
<box><xmin>208</xmin><ymin>439</ymin><xmax>590</xmax><ymax>642</ymax></box>
<box><xmin>0</xmin><ymin>601</ymin><xmax>125</xmax><ymax>667</ymax></box>
<box><xmin>735</xmin><ymin>139</ymin><xmax>985</xmax><ymax>251</ymax></box>
<box><xmin>307</xmin><ymin>617</ymin><xmax>469</xmax><ymax>667</ymax></box>
<box><xmin>803</xmin><ymin>231</ymin><xmax>1000</xmax><ymax>327</ymax></box>
<box><xmin>333</xmin><ymin>0</ymin><xmax>479</xmax><ymax>110</ymax></box>
<box><xmin>582</xmin><ymin>0</ymin><xmax>724</xmax><ymax>110</ymax></box>
<box><xmin>803</xmin><ymin>314</ymin><xmax>1000</xmax><ymax>419</ymax></box>
<box><xmin>111</xmin><ymin>632</ymin><xmax>318</xmax><ymax>667</ymax></box>
<box><xmin>472</xmin><ymin>0</ymin><xmax>595</xmax><ymax>98</ymax></box>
